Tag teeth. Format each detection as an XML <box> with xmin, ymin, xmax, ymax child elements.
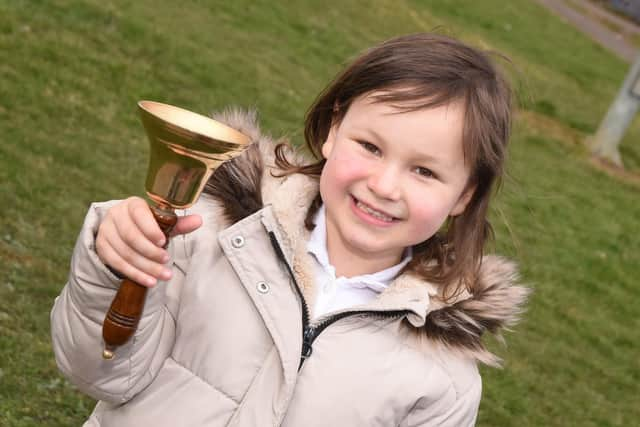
<box><xmin>356</xmin><ymin>200</ymin><xmax>393</xmax><ymax>222</ymax></box>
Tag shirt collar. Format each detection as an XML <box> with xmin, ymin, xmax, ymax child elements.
<box><xmin>307</xmin><ymin>205</ymin><xmax>412</xmax><ymax>292</ymax></box>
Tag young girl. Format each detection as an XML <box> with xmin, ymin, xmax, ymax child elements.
<box><xmin>51</xmin><ymin>33</ymin><xmax>529</xmax><ymax>426</ymax></box>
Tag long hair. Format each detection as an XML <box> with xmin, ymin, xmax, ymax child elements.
<box><xmin>275</xmin><ymin>33</ymin><xmax>512</xmax><ymax>300</ymax></box>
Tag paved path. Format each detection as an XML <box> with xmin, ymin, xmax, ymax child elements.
<box><xmin>569</xmin><ymin>0</ymin><xmax>640</xmax><ymax>35</ymax></box>
<box><xmin>534</xmin><ymin>0</ymin><xmax>638</xmax><ymax>62</ymax></box>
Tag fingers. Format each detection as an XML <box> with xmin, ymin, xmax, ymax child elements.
<box><xmin>97</xmin><ymin>234</ymin><xmax>169</xmax><ymax>287</ymax></box>
<box><xmin>95</xmin><ymin>198</ymin><xmax>206</xmax><ymax>287</ymax></box>
<box><xmin>101</xmin><ymin>227</ymin><xmax>172</xmax><ymax>287</ymax></box>
<box><xmin>170</xmin><ymin>214</ymin><xmax>203</xmax><ymax>237</ymax></box>
<box><xmin>96</xmin><ymin>197</ymin><xmax>171</xmax><ymax>287</ymax></box>
<box><xmin>116</xmin><ymin>200</ymin><xmax>167</xmax><ymax>261</ymax></box>
<box><xmin>127</xmin><ymin>198</ymin><xmax>167</xmax><ymax>248</ymax></box>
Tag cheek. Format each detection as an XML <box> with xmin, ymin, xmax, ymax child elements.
<box><xmin>406</xmin><ymin>191</ymin><xmax>457</xmax><ymax>233</ymax></box>
<box><xmin>321</xmin><ymin>150</ymin><xmax>368</xmax><ymax>189</ymax></box>
<box><xmin>408</xmin><ymin>204</ymin><xmax>441</xmax><ymax>229</ymax></box>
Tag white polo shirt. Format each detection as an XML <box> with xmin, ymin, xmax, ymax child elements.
<box><xmin>307</xmin><ymin>205</ymin><xmax>412</xmax><ymax>319</ymax></box>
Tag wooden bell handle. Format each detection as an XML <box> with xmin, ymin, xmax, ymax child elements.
<box><xmin>101</xmin><ymin>206</ymin><xmax>177</xmax><ymax>360</ymax></box>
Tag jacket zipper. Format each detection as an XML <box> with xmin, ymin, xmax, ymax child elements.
<box><xmin>299</xmin><ymin>309</ymin><xmax>411</xmax><ymax>369</ymax></box>
<box><xmin>268</xmin><ymin>232</ymin><xmax>410</xmax><ymax>370</ymax></box>
<box><xmin>267</xmin><ymin>233</ymin><xmax>311</xmax><ymax>365</ymax></box>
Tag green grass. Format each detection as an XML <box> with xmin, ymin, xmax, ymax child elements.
<box><xmin>1</xmin><ymin>0</ymin><xmax>639</xmax><ymax>425</ymax></box>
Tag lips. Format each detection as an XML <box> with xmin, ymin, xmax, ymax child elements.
<box><xmin>351</xmin><ymin>196</ymin><xmax>398</xmax><ymax>222</ymax></box>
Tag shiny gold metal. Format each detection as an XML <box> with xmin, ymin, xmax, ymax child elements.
<box><xmin>101</xmin><ymin>101</ymin><xmax>251</xmax><ymax>359</ymax></box>
<box><xmin>139</xmin><ymin>100</ymin><xmax>251</xmax><ymax>208</ymax></box>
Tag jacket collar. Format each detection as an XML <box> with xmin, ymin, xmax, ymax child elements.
<box><xmin>204</xmin><ymin>108</ymin><xmax>530</xmax><ymax>367</ymax></box>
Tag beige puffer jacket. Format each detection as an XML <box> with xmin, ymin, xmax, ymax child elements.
<box><xmin>51</xmin><ymin>110</ymin><xmax>529</xmax><ymax>427</ymax></box>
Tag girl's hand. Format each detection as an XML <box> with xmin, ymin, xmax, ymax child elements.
<box><xmin>95</xmin><ymin>196</ymin><xmax>203</xmax><ymax>287</ymax></box>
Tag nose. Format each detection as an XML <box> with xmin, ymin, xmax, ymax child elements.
<box><xmin>367</xmin><ymin>163</ymin><xmax>401</xmax><ymax>200</ymax></box>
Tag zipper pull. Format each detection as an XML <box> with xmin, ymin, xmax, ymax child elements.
<box><xmin>301</xmin><ymin>325</ymin><xmax>316</xmax><ymax>359</ymax></box>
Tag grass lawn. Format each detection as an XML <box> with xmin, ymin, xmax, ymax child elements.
<box><xmin>1</xmin><ymin>0</ymin><xmax>638</xmax><ymax>425</ymax></box>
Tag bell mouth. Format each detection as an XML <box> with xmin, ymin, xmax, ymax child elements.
<box><xmin>138</xmin><ymin>100</ymin><xmax>251</xmax><ymax>153</ymax></box>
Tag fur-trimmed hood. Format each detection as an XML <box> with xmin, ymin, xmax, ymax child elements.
<box><xmin>204</xmin><ymin>108</ymin><xmax>530</xmax><ymax>367</ymax></box>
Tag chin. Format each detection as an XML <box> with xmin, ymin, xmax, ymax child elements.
<box><xmin>349</xmin><ymin>239</ymin><xmax>399</xmax><ymax>258</ymax></box>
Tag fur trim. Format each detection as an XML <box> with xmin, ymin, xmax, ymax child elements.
<box><xmin>211</xmin><ymin>108</ymin><xmax>263</xmax><ymax>144</ymax></box>
<box><xmin>204</xmin><ymin>143</ymin><xmax>264</xmax><ymax>224</ymax></box>
<box><xmin>204</xmin><ymin>108</ymin><xmax>531</xmax><ymax>366</ymax></box>
<box><xmin>204</xmin><ymin>108</ymin><xmax>265</xmax><ymax>224</ymax></box>
<box><xmin>422</xmin><ymin>256</ymin><xmax>531</xmax><ymax>366</ymax></box>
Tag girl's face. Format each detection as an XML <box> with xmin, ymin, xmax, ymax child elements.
<box><xmin>319</xmin><ymin>93</ymin><xmax>473</xmax><ymax>274</ymax></box>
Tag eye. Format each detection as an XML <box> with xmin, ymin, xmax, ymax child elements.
<box><xmin>357</xmin><ymin>141</ymin><xmax>381</xmax><ymax>155</ymax></box>
<box><xmin>414</xmin><ymin>166</ymin><xmax>435</xmax><ymax>179</ymax></box>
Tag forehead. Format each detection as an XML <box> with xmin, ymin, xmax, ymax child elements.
<box><xmin>341</xmin><ymin>93</ymin><xmax>466</xmax><ymax>161</ymax></box>
<box><xmin>344</xmin><ymin>90</ymin><xmax>465</xmax><ymax>124</ymax></box>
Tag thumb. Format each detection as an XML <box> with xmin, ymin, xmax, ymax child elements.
<box><xmin>170</xmin><ymin>214</ymin><xmax>203</xmax><ymax>237</ymax></box>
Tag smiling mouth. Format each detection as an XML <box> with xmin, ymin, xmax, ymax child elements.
<box><xmin>352</xmin><ymin>196</ymin><xmax>398</xmax><ymax>222</ymax></box>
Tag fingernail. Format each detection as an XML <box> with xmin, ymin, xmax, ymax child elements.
<box><xmin>162</xmin><ymin>269</ymin><xmax>172</xmax><ymax>280</ymax></box>
<box><xmin>146</xmin><ymin>277</ymin><xmax>157</xmax><ymax>287</ymax></box>
<box><xmin>157</xmin><ymin>239</ymin><xmax>166</xmax><ymax>247</ymax></box>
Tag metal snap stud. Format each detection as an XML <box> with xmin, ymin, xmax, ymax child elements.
<box><xmin>257</xmin><ymin>281</ymin><xmax>270</xmax><ymax>294</ymax></box>
<box><xmin>231</xmin><ymin>235</ymin><xmax>245</xmax><ymax>248</ymax></box>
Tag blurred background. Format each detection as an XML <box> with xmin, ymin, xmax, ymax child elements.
<box><xmin>0</xmin><ymin>0</ymin><xmax>638</xmax><ymax>425</ymax></box>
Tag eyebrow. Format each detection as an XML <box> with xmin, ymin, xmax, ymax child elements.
<box><xmin>358</xmin><ymin>127</ymin><xmax>443</xmax><ymax>165</ymax></box>
<box><xmin>357</xmin><ymin>126</ymin><xmax>386</xmax><ymax>144</ymax></box>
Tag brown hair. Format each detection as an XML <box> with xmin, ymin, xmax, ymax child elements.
<box><xmin>275</xmin><ymin>33</ymin><xmax>512</xmax><ymax>300</ymax></box>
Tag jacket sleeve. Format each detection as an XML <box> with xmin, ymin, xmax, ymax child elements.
<box><xmin>50</xmin><ymin>201</ymin><xmax>189</xmax><ymax>404</ymax></box>
<box><xmin>403</xmin><ymin>366</ymin><xmax>482</xmax><ymax>427</ymax></box>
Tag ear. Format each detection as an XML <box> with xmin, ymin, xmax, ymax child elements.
<box><xmin>321</xmin><ymin>125</ymin><xmax>337</xmax><ymax>159</ymax></box>
<box><xmin>450</xmin><ymin>185</ymin><xmax>476</xmax><ymax>217</ymax></box>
